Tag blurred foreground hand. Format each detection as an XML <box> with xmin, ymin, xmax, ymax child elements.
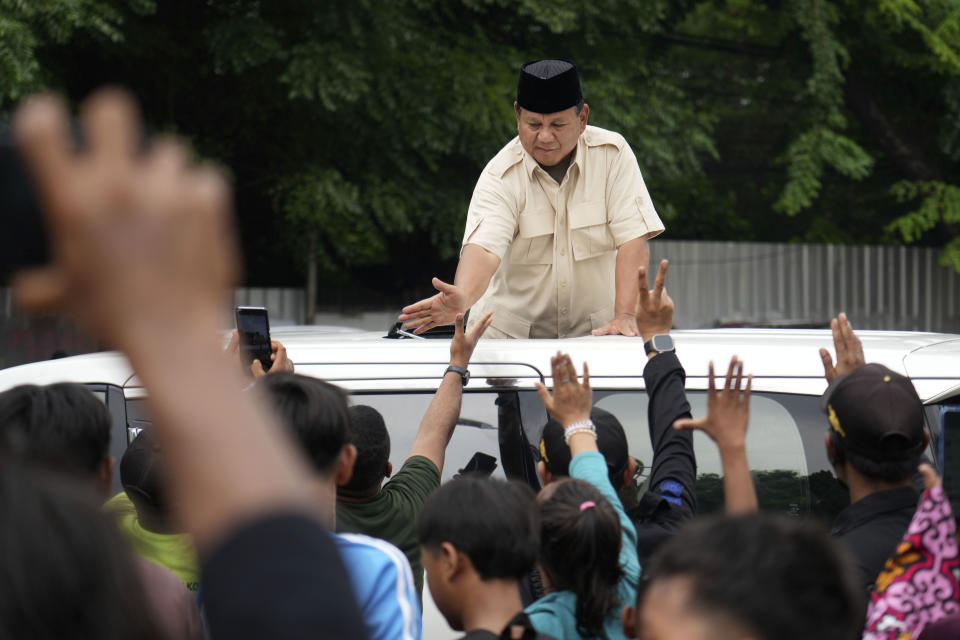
<box><xmin>11</xmin><ymin>88</ymin><xmax>239</xmax><ymax>347</ymax></box>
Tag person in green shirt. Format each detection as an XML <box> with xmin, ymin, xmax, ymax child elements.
<box><xmin>336</xmin><ymin>312</ymin><xmax>493</xmax><ymax>595</ymax></box>
<box><xmin>105</xmin><ymin>428</ymin><xmax>200</xmax><ymax>593</ymax></box>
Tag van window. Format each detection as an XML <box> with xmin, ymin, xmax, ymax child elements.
<box><xmin>350</xmin><ymin>392</ymin><xmax>510</xmax><ymax>483</ymax></box>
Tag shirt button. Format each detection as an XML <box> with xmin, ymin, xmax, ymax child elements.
<box><xmin>560</xmin><ymin>307</ymin><xmax>567</xmax><ymax>315</ymax></box>
<box><xmin>560</xmin><ymin>280</ymin><xmax>567</xmax><ymax>287</ymax></box>
<box><xmin>559</xmin><ymin>248</ymin><xmax>567</xmax><ymax>256</ymax></box>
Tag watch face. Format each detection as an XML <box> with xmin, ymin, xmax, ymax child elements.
<box><xmin>651</xmin><ymin>334</ymin><xmax>675</xmax><ymax>352</ymax></box>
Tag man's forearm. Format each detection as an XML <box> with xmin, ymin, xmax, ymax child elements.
<box><xmin>720</xmin><ymin>447</ymin><xmax>759</xmax><ymax>514</ymax></box>
<box><xmin>614</xmin><ymin>237</ymin><xmax>649</xmax><ymax>317</ymax></box>
<box><xmin>406</xmin><ymin>373</ymin><xmax>464</xmax><ymax>472</ymax></box>
<box><xmin>454</xmin><ymin>244</ymin><xmax>501</xmax><ymax>310</ymax></box>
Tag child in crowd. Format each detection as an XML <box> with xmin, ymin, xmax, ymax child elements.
<box><xmin>527</xmin><ymin>353</ymin><xmax>640</xmax><ymax>639</ymax></box>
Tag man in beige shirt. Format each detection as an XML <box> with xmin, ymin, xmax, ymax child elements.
<box><xmin>400</xmin><ymin>59</ymin><xmax>664</xmax><ymax>338</ymax></box>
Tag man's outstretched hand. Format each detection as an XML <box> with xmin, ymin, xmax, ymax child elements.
<box><xmin>399</xmin><ymin>277</ymin><xmax>467</xmax><ymax>334</ymax></box>
<box><xmin>450</xmin><ymin>311</ymin><xmax>493</xmax><ymax>368</ymax></box>
<box><xmin>636</xmin><ymin>259</ymin><xmax>674</xmax><ymax>344</ymax></box>
<box><xmin>819</xmin><ymin>312</ymin><xmax>865</xmax><ymax>383</ymax></box>
<box><xmin>535</xmin><ymin>352</ymin><xmax>592</xmax><ymax>428</ymax></box>
<box><xmin>674</xmin><ymin>357</ymin><xmax>752</xmax><ymax>455</ymax></box>
<box><xmin>11</xmin><ymin>90</ymin><xmax>238</xmax><ymax>346</ymax></box>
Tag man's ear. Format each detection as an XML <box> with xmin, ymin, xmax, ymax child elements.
<box><xmin>622</xmin><ymin>457</ymin><xmax>638</xmax><ymax>489</ymax></box>
<box><xmin>620</xmin><ymin>604</ymin><xmax>637</xmax><ymax>638</ymax></box>
<box><xmin>97</xmin><ymin>456</ymin><xmax>115</xmax><ymax>499</ymax></box>
<box><xmin>514</xmin><ymin>101</ymin><xmax>521</xmax><ymax>124</ymax></box>
<box><xmin>335</xmin><ymin>444</ymin><xmax>357</xmax><ymax>487</ymax></box>
<box><xmin>579</xmin><ymin>103</ymin><xmax>590</xmax><ymax>131</ymax></box>
<box><xmin>439</xmin><ymin>541</ymin><xmax>466</xmax><ymax>582</ymax></box>
<box><xmin>384</xmin><ymin>460</ymin><xmax>393</xmax><ymax>479</ymax></box>
<box><xmin>538</xmin><ymin>460</ymin><xmax>552</xmax><ymax>486</ymax></box>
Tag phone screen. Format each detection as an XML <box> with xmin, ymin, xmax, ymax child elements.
<box><xmin>235</xmin><ymin>306</ymin><xmax>272</xmax><ymax>372</ymax></box>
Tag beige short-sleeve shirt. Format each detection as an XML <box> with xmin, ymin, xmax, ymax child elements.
<box><xmin>463</xmin><ymin>125</ymin><xmax>664</xmax><ymax>338</ymax></box>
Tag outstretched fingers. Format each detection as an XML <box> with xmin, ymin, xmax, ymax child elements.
<box><xmin>819</xmin><ymin>348</ymin><xmax>836</xmax><ymax>381</ymax></box>
<box><xmin>652</xmin><ymin>259</ymin><xmax>669</xmax><ymax>299</ymax></box>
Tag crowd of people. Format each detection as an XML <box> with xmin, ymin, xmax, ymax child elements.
<box><xmin>1</xmin><ymin>69</ymin><xmax>959</xmax><ymax>640</ymax></box>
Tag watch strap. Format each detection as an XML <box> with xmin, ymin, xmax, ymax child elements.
<box><xmin>445</xmin><ymin>365</ymin><xmax>469</xmax><ymax>386</ymax></box>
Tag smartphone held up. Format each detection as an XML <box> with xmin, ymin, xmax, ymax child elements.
<box><xmin>235</xmin><ymin>306</ymin><xmax>272</xmax><ymax>373</ymax></box>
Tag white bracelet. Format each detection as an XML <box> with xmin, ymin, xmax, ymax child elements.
<box><xmin>563</xmin><ymin>420</ymin><xmax>597</xmax><ymax>445</ymax></box>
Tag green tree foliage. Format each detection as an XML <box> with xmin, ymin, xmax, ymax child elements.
<box><xmin>3</xmin><ymin>0</ymin><xmax>959</xmax><ymax>292</ymax></box>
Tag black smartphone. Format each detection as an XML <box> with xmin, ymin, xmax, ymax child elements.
<box><xmin>0</xmin><ymin>125</ymin><xmax>49</xmax><ymax>283</ymax></box>
<box><xmin>235</xmin><ymin>306</ymin><xmax>272</xmax><ymax>372</ymax></box>
<box><xmin>458</xmin><ymin>452</ymin><xmax>499</xmax><ymax>477</ymax></box>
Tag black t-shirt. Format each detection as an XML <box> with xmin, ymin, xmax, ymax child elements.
<box><xmin>832</xmin><ymin>486</ymin><xmax>920</xmax><ymax>588</ymax></box>
<box><xmin>202</xmin><ymin>513</ymin><xmax>367</xmax><ymax>640</ymax></box>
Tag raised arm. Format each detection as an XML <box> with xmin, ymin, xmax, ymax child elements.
<box><xmin>406</xmin><ymin>311</ymin><xmax>494</xmax><ymax>472</ymax></box>
<box><xmin>398</xmin><ymin>245</ymin><xmax>499</xmax><ymax>334</ymax></box>
<box><xmin>675</xmin><ymin>358</ymin><xmax>757</xmax><ymax>514</ymax></box>
<box><xmin>13</xmin><ymin>89</ymin><xmax>366</xmax><ymax>637</ymax></box>
<box><xmin>636</xmin><ymin>260</ymin><xmax>697</xmax><ymax>520</ymax></box>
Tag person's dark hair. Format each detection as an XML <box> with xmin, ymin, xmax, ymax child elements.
<box><xmin>539</xmin><ymin>478</ymin><xmax>622</xmax><ymax>637</ymax></box>
<box><xmin>341</xmin><ymin>405</ymin><xmax>390</xmax><ymax>492</ymax></box>
<box><xmin>0</xmin><ymin>383</ymin><xmax>110</xmax><ymax>477</ymax></box>
<box><xmin>0</xmin><ymin>462</ymin><xmax>165</xmax><ymax>640</ymax></box>
<box><xmin>419</xmin><ymin>476</ymin><xmax>538</xmax><ymax>580</ymax></box>
<box><xmin>829</xmin><ymin>430</ymin><xmax>920</xmax><ymax>483</ymax></box>
<box><xmin>256</xmin><ymin>373</ymin><xmax>350</xmax><ymax>475</ymax></box>
<box><xmin>642</xmin><ymin>513</ymin><xmax>863</xmax><ymax>640</ymax></box>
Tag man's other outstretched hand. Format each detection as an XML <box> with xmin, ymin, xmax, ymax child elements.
<box><xmin>819</xmin><ymin>312</ymin><xmax>865</xmax><ymax>383</ymax></box>
<box><xmin>11</xmin><ymin>89</ymin><xmax>239</xmax><ymax>346</ymax></box>
<box><xmin>450</xmin><ymin>311</ymin><xmax>493</xmax><ymax>368</ymax></box>
<box><xmin>398</xmin><ymin>277</ymin><xmax>467</xmax><ymax>335</ymax></box>
<box><xmin>635</xmin><ymin>259</ymin><xmax>674</xmax><ymax>345</ymax></box>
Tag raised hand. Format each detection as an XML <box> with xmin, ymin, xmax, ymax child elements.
<box><xmin>636</xmin><ymin>259</ymin><xmax>674</xmax><ymax>342</ymax></box>
<box><xmin>450</xmin><ymin>311</ymin><xmax>493</xmax><ymax>368</ymax></box>
<box><xmin>398</xmin><ymin>277</ymin><xmax>467</xmax><ymax>334</ymax></box>
<box><xmin>12</xmin><ymin>90</ymin><xmax>238</xmax><ymax>347</ymax></box>
<box><xmin>674</xmin><ymin>357</ymin><xmax>752</xmax><ymax>455</ymax></box>
<box><xmin>819</xmin><ymin>312</ymin><xmax>865</xmax><ymax>383</ymax></box>
<box><xmin>535</xmin><ymin>352</ymin><xmax>592</xmax><ymax>428</ymax></box>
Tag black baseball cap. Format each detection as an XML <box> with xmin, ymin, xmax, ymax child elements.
<box><xmin>820</xmin><ymin>363</ymin><xmax>925</xmax><ymax>461</ymax></box>
<box><xmin>539</xmin><ymin>407</ymin><xmax>629</xmax><ymax>487</ymax></box>
<box><xmin>516</xmin><ymin>59</ymin><xmax>583</xmax><ymax>114</ymax></box>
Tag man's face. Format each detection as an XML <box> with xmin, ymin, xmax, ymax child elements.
<box><xmin>421</xmin><ymin>545</ymin><xmax>464</xmax><ymax>631</ymax></box>
<box><xmin>515</xmin><ymin>103</ymin><xmax>589</xmax><ymax>167</ymax></box>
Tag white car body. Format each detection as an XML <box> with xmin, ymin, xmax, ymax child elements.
<box><xmin>2</xmin><ymin>327</ymin><xmax>958</xmax><ymax>638</ymax></box>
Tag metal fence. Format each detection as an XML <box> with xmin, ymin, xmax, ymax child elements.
<box><xmin>649</xmin><ymin>241</ymin><xmax>960</xmax><ymax>332</ymax></box>
<box><xmin>2</xmin><ymin>241</ymin><xmax>958</xmax><ymax>369</ymax></box>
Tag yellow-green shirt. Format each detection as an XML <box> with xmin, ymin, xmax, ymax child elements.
<box><xmin>105</xmin><ymin>492</ymin><xmax>200</xmax><ymax>593</ymax></box>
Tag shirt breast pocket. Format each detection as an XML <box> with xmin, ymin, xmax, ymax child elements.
<box><xmin>570</xmin><ymin>200</ymin><xmax>615</xmax><ymax>261</ymax></box>
<box><xmin>509</xmin><ymin>208</ymin><xmax>554</xmax><ymax>265</ymax></box>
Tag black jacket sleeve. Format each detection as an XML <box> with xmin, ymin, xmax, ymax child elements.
<box><xmin>630</xmin><ymin>351</ymin><xmax>698</xmax><ymax>564</ymax></box>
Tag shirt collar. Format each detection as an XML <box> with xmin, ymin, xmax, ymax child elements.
<box><xmin>520</xmin><ymin>131</ymin><xmax>586</xmax><ymax>181</ymax></box>
<box><xmin>831</xmin><ymin>485</ymin><xmax>919</xmax><ymax>534</ymax></box>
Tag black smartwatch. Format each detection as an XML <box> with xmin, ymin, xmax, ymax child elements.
<box><xmin>643</xmin><ymin>334</ymin><xmax>675</xmax><ymax>356</ymax></box>
<box><xmin>445</xmin><ymin>365</ymin><xmax>470</xmax><ymax>386</ymax></box>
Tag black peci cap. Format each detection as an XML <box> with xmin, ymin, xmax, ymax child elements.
<box><xmin>820</xmin><ymin>363</ymin><xmax>925</xmax><ymax>462</ymax></box>
<box><xmin>516</xmin><ymin>59</ymin><xmax>583</xmax><ymax>114</ymax></box>
<box><xmin>539</xmin><ymin>407</ymin><xmax>629</xmax><ymax>487</ymax></box>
